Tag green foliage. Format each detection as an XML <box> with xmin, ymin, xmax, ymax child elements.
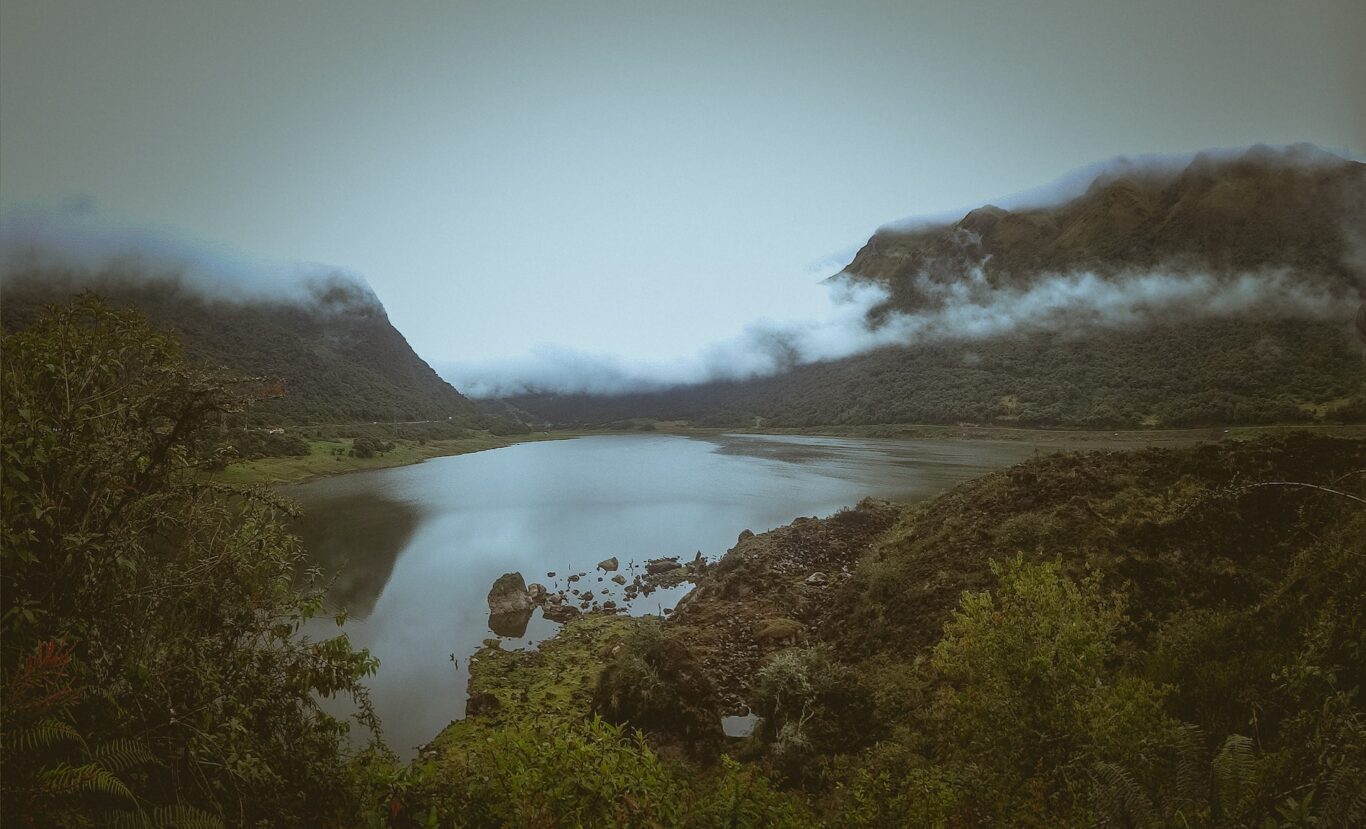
<box><xmin>751</xmin><ymin>645</ymin><xmax>881</xmax><ymax>784</ymax></box>
<box><xmin>592</xmin><ymin>620</ymin><xmax>725</xmax><ymax>758</ymax></box>
<box><xmin>1</xmin><ymin>299</ymin><xmax>383</xmax><ymax>826</ymax></box>
<box><xmin>403</xmin><ymin>718</ymin><xmax>814</xmax><ymax>828</ymax></box>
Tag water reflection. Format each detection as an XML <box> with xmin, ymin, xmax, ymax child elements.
<box><xmin>487</xmin><ymin>609</ymin><xmax>533</xmax><ymax>638</ymax></box>
<box><xmin>286</xmin><ymin>433</ymin><xmax>1060</xmax><ymax>756</ymax></box>
<box><xmin>289</xmin><ymin>493</ymin><xmax>420</xmax><ymax>617</ymax></box>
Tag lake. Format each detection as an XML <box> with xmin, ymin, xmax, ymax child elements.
<box><xmin>287</xmin><ymin>432</ymin><xmax>1093</xmax><ymax>754</ymax></box>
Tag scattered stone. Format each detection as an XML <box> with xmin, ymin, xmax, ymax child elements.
<box><xmin>646</xmin><ymin>557</ymin><xmax>681</xmax><ymax>575</ymax></box>
<box><xmin>611</xmin><ymin>574</ymin><xmax>626</xmax><ymax>585</ymax></box>
<box><xmin>581</xmin><ymin>590</ymin><xmax>594</xmax><ymax>600</ymax></box>
<box><xmin>805</xmin><ymin>572</ymin><xmax>829</xmax><ymax>586</ymax></box>
<box><xmin>601</xmin><ymin>600</ymin><xmax>617</xmax><ymax>611</ymax></box>
<box><xmin>567</xmin><ymin>574</ymin><xmax>581</xmax><ymax>583</ymax></box>
<box><xmin>546</xmin><ymin>571</ymin><xmax>556</xmax><ymax>578</ymax></box>
<box><xmin>487</xmin><ymin>572</ymin><xmax>533</xmax><ymax>614</ymax></box>
<box><xmin>541</xmin><ymin>603</ymin><xmax>580</xmax><ymax>623</ymax></box>
<box><xmin>597</xmin><ymin>556</ymin><xmax>619</xmax><ymax>572</ymax></box>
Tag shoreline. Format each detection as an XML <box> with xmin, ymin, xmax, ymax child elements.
<box><xmin>214</xmin><ymin>421</ymin><xmax>1366</xmax><ymax>487</ymax></box>
<box><xmin>210</xmin><ymin>431</ymin><xmax>567</xmax><ymax>487</ymax></box>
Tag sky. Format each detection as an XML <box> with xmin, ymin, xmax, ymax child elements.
<box><xmin>2</xmin><ymin>0</ymin><xmax>1363</xmax><ymax>371</ymax></box>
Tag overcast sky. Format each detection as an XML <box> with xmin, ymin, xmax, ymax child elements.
<box><xmin>2</xmin><ymin>0</ymin><xmax>1363</xmax><ymax>365</ymax></box>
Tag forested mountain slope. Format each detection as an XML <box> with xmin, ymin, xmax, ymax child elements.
<box><xmin>508</xmin><ymin>145</ymin><xmax>1366</xmax><ymax>428</ymax></box>
<box><xmin>0</xmin><ymin>271</ymin><xmax>484</xmax><ymax>426</ymax></box>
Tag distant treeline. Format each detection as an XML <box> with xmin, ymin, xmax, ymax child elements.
<box><xmin>509</xmin><ymin>317</ymin><xmax>1365</xmax><ymax>429</ymax></box>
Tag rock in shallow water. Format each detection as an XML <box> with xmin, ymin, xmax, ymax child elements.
<box><xmin>487</xmin><ymin>572</ymin><xmax>533</xmax><ymax>614</ymax></box>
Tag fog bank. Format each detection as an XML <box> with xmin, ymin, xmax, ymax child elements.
<box><xmin>443</xmin><ymin>267</ymin><xmax>1359</xmax><ymax>399</ymax></box>
<box><xmin>0</xmin><ymin>204</ymin><xmax>380</xmax><ymax>310</ymax></box>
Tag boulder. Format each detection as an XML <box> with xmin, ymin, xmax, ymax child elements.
<box><xmin>487</xmin><ymin>572</ymin><xmax>533</xmax><ymax>614</ymax></box>
<box><xmin>805</xmin><ymin>572</ymin><xmax>829</xmax><ymax>586</ymax></box>
<box><xmin>601</xmin><ymin>600</ymin><xmax>617</xmax><ymax>611</ymax></box>
<box><xmin>611</xmin><ymin>574</ymin><xmax>626</xmax><ymax>585</ymax></box>
<box><xmin>542</xmin><ymin>603</ymin><xmax>580</xmax><ymax>623</ymax></box>
<box><xmin>738</xmin><ymin>529</ymin><xmax>754</xmax><ymax>543</ymax></box>
<box><xmin>527</xmin><ymin>583</ymin><xmax>548</xmax><ymax>603</ymax></box>
<box><xmin>597</xmin><ymin>556</ymin><xmax>619</xmax><ymax>572</ymax></box>
<box><xmin>646</xmin><ymin>557</ymin><xmax>681</xmax><ymax>575</ymax></box>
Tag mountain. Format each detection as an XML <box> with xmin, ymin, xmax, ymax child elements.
<box><xmin>507</xmin><ymin>145</ymin><xmax>1366</xmax><ymax>429</ymax></box>
<box><xmin>0</xmin><ymin>269</ymin><xmax>485</xmax><ymax>427</ymax></box>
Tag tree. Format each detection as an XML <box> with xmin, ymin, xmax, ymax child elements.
<box><xmin>1</xmin><ymin>298</ymin><xmax>383</xmax><ymax>826</ymax></box>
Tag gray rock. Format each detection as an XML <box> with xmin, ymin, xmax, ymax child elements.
<box><xmin>645</xmin><ymin>557</ymin><xmax>681</xmax><ymax>575</ymax></box>
<box><xmin>805</xmin><ymin>572</ymin><xmax>829</xmax><ymax>586</ymax></box>
<box><xmin>487</xmin><ymin>572</ymin><xmax>533</xmax><ymax>614</ymax></box>
<box><xmin>542</xmin><ymin>603</ymin><xmax>580</xmax><ymax>623</ymax></box>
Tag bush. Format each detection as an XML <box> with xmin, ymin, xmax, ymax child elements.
<box><xmin>403</xmin><ymin>719</ymin><xmax>814</xmax><ymax>828</ymax></box>
<box><xmin>593</xmin><ymin>621</ymin><xmax>725</xmax><ymax>759</ymax></box>
<box><xmin>752</xmin><ymin>645</ymin><xmax>880</xmax><ymax>784</ymax></box>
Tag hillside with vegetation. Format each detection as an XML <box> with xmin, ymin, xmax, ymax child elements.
<box><xmin>3</xmin><ymin>298</ymin><xmax>1363</xmax><ymax>827</ymax></box>
<box><xmin>414</xmin><ymin>432</ymin><xmax>1365</xmax><ymax>827</ymax></box>
<box><xmin>0</xmin><ymin>270</ymin><xmax>486</xmax><ymax>428</ymax></box>
<box><xmin>506</xmin><ymin>145</ymin><xmax>1366</xmax><ymax>429</ymax></box>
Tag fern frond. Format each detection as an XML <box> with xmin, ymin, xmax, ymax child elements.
<box><xmin>1316</xmin><ymin>762</ymin><xmax>1366</xmax><ymax>828</ymax></box>
<box><xmin>1212</xmin><ymin>734</ymin><xmax>1254</xmax><ymax>820</ymax></box>
<box><xmin>39</xmin><ymin>761</ymin><xmax>136</xmax><ymax>801</ymax></box>
<box><xmin>150</xmin><ymin>803</ymin><xmax>227</xmax><ymax>829</ymax></box>
<box><xmin>1169</xmin><ymin>722</ymin><xmax>1209</xmax><ymax>815</ymax></box>
<box><xmin>1093</xmin><ymin>761</ymin><xmax>1159</xmax><ymax>829</ymax></box>
<box><xmin>94</xmin><ymin>738</ymin><xmax>157</xmax><ymax>774</ymax></box>
<box><xmin>105</xmin><ymin>810</ymin><xmax>156</xmax><ymax>829</ymax></box>
<box><xmin>3</xmin><ymin>716</ymin><xmax>81</xmax><ymax>752</ymax></box>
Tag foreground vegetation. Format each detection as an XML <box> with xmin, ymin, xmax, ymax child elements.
<box><xmin>4</xmin><ymin>299</ymin><xmax>1363</xmax><ymax>827</ymax></box>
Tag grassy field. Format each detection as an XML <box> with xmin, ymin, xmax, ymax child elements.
<box><xmin>210</xmin><ymin>432</ymin><xmax>563</xmax><ymax>486</ymax></box>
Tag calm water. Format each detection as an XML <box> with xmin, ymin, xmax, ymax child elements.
<box><xmin>287</xmin><ymin>433</ymin><xmax>1068</xmax><ymax>754</ymax></box>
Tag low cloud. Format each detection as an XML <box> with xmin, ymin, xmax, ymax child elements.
<box><xmin>444</xmin><ymin>267</ymin><xmax>1358</xmax><ymax>399</ymax></box>
<box><xmin>0</xmin><ymin>203</ymin><xmax>380</xmax><ymax>310</ymax></box>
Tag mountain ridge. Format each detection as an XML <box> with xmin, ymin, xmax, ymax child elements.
<box><xmin>0</xmin><ymin>268</ymin><xmax>485</xmax><ymax>427</ymax></box>
<box><xmin>504</xmin><ymin>145</ymin><xmax>1366</xmax><ymax>428</ymax></box>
